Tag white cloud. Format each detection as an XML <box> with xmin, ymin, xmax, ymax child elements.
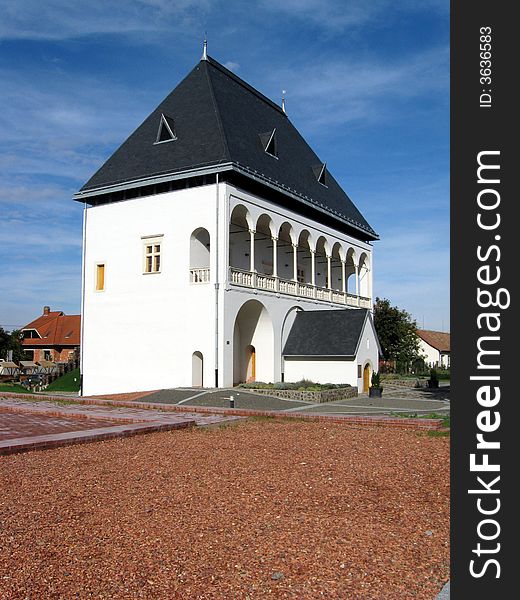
<box><xmin>259</xmin><ymin>0</ymin><xmax>448</xmax><ymax>33</ymax></box>
<box><xmin>0</xmin><ymin>0</ymin><xmax>211</xmax><ymax>41</ymax></box>
<box><xmin>0</xmin><ymin>67</ymin><xmax>151</xmax><ymax>182</ymax></box>
<box><xmin>269</xmin><ymin>46</ymin><xmax>448</xmax><ymax>129</ymax></box>
<box><xmin>260</xmin><ymin>0</ymin><xmax>385</xmax><ymax>31</ymax></box>
<box><xmin>223</xmin><ymin>61</ymin><xmax>240</xmax><ymax>72</ymax></box>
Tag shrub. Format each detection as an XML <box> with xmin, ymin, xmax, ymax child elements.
<box><xmin>371</xmin><ymin>372</ymin><xmax>381</xmax><ymax>388</ymax></box>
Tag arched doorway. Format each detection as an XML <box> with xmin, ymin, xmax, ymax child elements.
<box><xmin>246</xmin><ymin>345</ymin><xmax>256</xmax><ymax>382</ymax></box>
<box><xmin>363</xmin><ymin>362</ymin><xmax>371</xmax><ymax>393</ymax></box>
<box><xmin>192</xmin><ymin>351</ymin><xmax>203</xmax><ymax>387</ymax></box>
<box><xmin>233</xmin><ymin>300</ymin><xmax>274</xmax><ymax>385</ymax></box>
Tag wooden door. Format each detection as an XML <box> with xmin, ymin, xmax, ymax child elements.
<box><xmin>363</xmin><ymin>363</ymin><xmax>370</xmax><ymax>393</ymax></box>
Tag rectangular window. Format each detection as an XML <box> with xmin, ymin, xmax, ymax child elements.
<box><xmin>297</xmin><ymin>267</ymin><xmax>305</xmax><ymax>284</ymax></box>
<box><xmin>357</xmin><ymin>364</ymin><xmax>362</xmax><ymax>378</ymax></box>
<box><xmin>96</xmin><ymin>263</ymin><xmax>105</xmax><ymax>291</ymax></box>
<box><xmin>142</xmin><ymin>235</ymin><xmax>163</xmax><ymax>273</ymax></box>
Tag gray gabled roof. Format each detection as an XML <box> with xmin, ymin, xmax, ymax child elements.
<box><xmin>283</xmin><ymin>309</ymin><xmax>379</xmax><ymax>357</ymax></box>
<box><xmin>75</xmin><ymin>56</ymin><xmax>377</xmax><ymax>240</ymax></box>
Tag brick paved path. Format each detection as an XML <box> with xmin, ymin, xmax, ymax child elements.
<box><xmin>0</xmin><ymin>412</ymin><xmax>120</xmax><ymax>441</ymax></box>
<box><xmin>0</xmin><ymin>398</ymin><xmax>242</xmax><ymax>455</ymax></box>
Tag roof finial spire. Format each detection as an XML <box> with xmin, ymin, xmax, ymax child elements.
<box><xmin>281</xmin><ymin>89</ymin><xmax>286</xmax><ymax>114</ymax></box>
<box><xmin>202</xmin><ymin>33</ymin><xmax>208</xmax><ymax>61</ymax></box>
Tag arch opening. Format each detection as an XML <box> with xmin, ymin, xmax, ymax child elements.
<box><xmin>255</xmin><ymin>214</ymin><xmax>275</xmax><ymax>275</ymax></box>
<box><xmin>359</xmin><ymin>252</ymin><xmax>370</xmax><ymax>298</ymax></box>
<box><xmin>363</xmin><ymin>362</ymin><xmax>371</xmax><ymax>393</ymax></box>
<box><xmin>345</xmin><ymin>248</ymin><xmax>357</xmax><ymax>294</ymax></box>
<box><xmin>192</xmin><ymin>351</ymin><xmax>204</xmax><ymax>387</ymax></box>
<box><xmin>315</xmin><ymin>236</ymin><xmax>329</xmax><ymax>289</ymax></box>
<box><xmin>297</xmin><ymin>230</ymin><xmax>313</xmax><ymax>285</ymax></box>
<box><xmin>190</xmin><ymin>228</ymin><xmax>210</xmax><ymax>283</ymax></box>
<box><xmin>233</xmin><ymin>300</ymin><xmax>274</xmax><ymax>385</ymax></box>
<box><xmin>331</xmin><ymin>242</ymin><xmax>343</xmax><ymax>291</ymax></box>
<box><xmin>277</xmin><ymin>222</ymin><xmax>295</xmax><ymax>281</ymax></box>
<box><xmin>229</xmin><ymin>204</ymin><xmax>252</xmax><ymax>272</ymax></box>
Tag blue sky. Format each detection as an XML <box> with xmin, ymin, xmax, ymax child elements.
<box><xmin>0</xmin><ymin>0</ymin><xmax>449</xmax><ymax>332</ymax></box>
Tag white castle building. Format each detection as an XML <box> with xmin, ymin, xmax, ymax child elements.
<box><xmin>75</xmin><ymin>49</ymin><xmax>381</xmax><ymax>396</ymax></box>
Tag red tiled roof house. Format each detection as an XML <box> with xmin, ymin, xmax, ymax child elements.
<box><xmin>20</xmin><ymin>306</ymin><xmax>80</xmax><ymax>363</ymax></box>
<box><xmin>417</xmin><ymin>329</ymin><xmax>450</xmax><ymax>369</ymax></box>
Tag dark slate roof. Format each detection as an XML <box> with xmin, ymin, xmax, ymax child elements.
<box><xmin>283</xmin><ymin>309</ymin><xmax>375</xmax><ymax>357</ymax></box>
<box><xmin>76</xmin><ymin>56</ymin><xmax>377</xmax><ymax>240</ymax></box>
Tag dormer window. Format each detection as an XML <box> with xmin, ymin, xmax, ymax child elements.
<box><xmin>155</xmin><ymin>114</ymin><xmax>176</xmax><ymax>144</ymax></box>
<box><xmin>312</xmin><ymin>163</ymin><xmax>328</xmax><ymax>187</ymax></box>
<box><xmin>259</xmin><ymin>129</ymin><xmax>278</xmax><ymax>158</ymax></box>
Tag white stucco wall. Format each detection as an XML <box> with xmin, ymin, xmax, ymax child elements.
<box><xmin>418</xmin><ymin>338</ymin><xmax>450</xmax><ymax>368</ymax></box>
<box><xmin>284</xmin><ymin>358</ymin><xmax>357</xmax><ymax>386</ymax></box>
<box><xmin>82</xmin><ymin>184</ymin><xmax>220</xmax><ymax>395</ymax></box>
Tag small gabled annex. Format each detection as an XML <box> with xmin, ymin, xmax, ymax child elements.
<box><xmin>283</xmin><ymin>309</ymin><xmax>381</xmax><ymax>393</ymax></box>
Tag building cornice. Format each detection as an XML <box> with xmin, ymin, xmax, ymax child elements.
<box><xmin>74</xmin><ymin>161</ymin><xmax>378</xmax><ymax>241</ymax></box>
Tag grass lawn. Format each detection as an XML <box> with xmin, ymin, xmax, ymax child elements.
<box><xmin>390</xmin><ymin>411</ymin><xmax>450</xmax><ymax>436</ymax></box>
<box><xmin>0</xmin><ymin>383</ymin><xmax>31</xmax><ymax>394</ymax></box>
<box><xmin>46</xmin><ymin>368</ymin><xmax>80</xmax><ymax>393</ymax></box>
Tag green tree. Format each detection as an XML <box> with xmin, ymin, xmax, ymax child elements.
<box><xmin>373</xmin><ymin>297</ymin><xmax>422</xmax><ymax>373</ymax></box>
<box><xmin>0</xmin><ymin>327</ymin><xmax>27</xmax><ymax>362</ymax></box>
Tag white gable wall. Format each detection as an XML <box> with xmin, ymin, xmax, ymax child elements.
<box><xmin>418</xmin><ymin>338</ymin><xmax>450</xmax><ymax>368</ymax></box>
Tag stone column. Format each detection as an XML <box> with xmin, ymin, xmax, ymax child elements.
<box><xmin>341</xmin><ymin>259</ymin><xmax>346</xmax><ymax>294</ymax></box>
<box><xmin>249</xmin><ymin>230</ymin><xmax>256</xmax><ymax>273</ymax></box>
<box><xmin>310</xmin><ymin>250</ymin><xmax>316</xmax><ymax>287</ymax></box>
<box><xmin>292</xmin><ymin>243</ymin><xmax>298</xmax><ymax>282</ymax></box>
<box><xmin>272</xmin><ymin>236</ymin><xmax>278</xmax><ymax>278</ymax></box>
<box><xmin>355</xmin><ymin>264</ymin><xmax>359</xmax><ymax>306</ymax></box>
<box><xmin>327</xmin><ymin>254</ymin><xmax>332</xmax><ymax>301</ymax></box>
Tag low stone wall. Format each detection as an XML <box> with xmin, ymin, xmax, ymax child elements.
<box><xmin>380</xmin><ymin>377</ymin><xmax>427</xmax><ymax>388</ymax></box>
<box><xmin>242</xmin><ymin>386</ymin><xmax>357</xmax><ymax>403</ymax></box>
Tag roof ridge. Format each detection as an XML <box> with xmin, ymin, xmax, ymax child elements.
<box><xmin>202</xmin><ymin>61</ymin><xmax>231</xmax><ymax>162</ymax></box>
<box><xmin>418</xmin><ymin>329</ymin><xmax>450</xmax><ymax>335</ymax></box>
<box><xmin>205</xmin><ymin>55</ymin><xmax>286</xmax><ymax>117</ymax></box>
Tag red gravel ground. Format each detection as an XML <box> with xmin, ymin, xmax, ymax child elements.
<box><xmin>0</xmin><ymin>420</ymin><xmax>449</xmax><ymax>599</ymax></box>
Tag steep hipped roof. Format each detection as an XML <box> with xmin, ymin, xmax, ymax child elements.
<box><xmin>417</xmin><ymin>330</ymin><xmax>451</xmax><ymax>353</ymax></box>
<box><xmin>21</xmin><ymin>311</ymin><xmax>81</xmax><ymax>347</ymax></box>
<box><xmin>75</xmin><ymin>56</ymin><xmax>377</xmax><ymax>240</ymax></box>
<box><xmin>283</xmin><ymin>309</ymin><xmax>380</xmax><ymax>357</ymax></box>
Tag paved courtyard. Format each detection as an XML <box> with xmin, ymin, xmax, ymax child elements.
<box><xmin>135</xmin><ymin>382</ymin><xmax>450</xmax><ymax>417</ymax></box>
<box><xmin>0</xmin><ymin>382</ymin><xmax>448</xmax><ymax>455</ymax></box>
